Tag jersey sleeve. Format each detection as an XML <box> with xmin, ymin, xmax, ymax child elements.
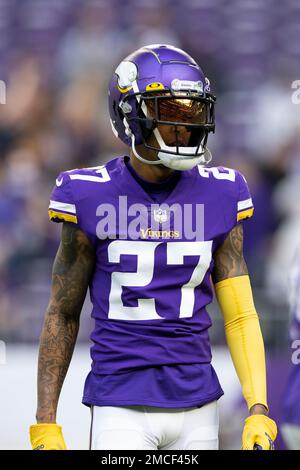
<box><xmin>48</xmin><ymin>172</ymin><xmax>78</xmax><ymax>224</ymax></box>
<box><xmin>236</xmin><ymin>171</ymin><xmax>254</xmax><ymax>222</ymax></box>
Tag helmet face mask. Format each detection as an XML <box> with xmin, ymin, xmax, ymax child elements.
<box><xmin>127</xmin><ymin>89</ymin><xmax>215</xmax><ymax>156</ymax></box>
<box><xmin>108</xmin><ymin>44</ymin><xmax>216</xmax><ymax>170</ymax></box>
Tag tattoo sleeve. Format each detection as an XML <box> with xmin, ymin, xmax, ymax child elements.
<box><xmin>212</xmin><ymin>223</ymin><xmax>248</xmax><ymax>284</ymax></box>
<box><xmin>36</xmin><ymin>222</ymin><xmax>95</xmax><ymax>423</ymax></box>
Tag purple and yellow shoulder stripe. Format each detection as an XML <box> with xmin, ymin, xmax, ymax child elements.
<box><xmin>237</xmin><ymin>198</ymin><xmax>254</xmax><ymax>221</ymax></box>
<box><xmin>48</xmin><ymin>200</ymin><xmax>78</xmax><ymax>224</ymax></box>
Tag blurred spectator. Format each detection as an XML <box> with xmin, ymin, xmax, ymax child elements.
<box><xmin>265</xmin><ymin>171</ymin><xmax>300</xmax><ymax>304</ymax></box>
<box><xmin>57</xmin><ymin>0</ymin><xmax>130</xmax><ymax>84</ymax></box>
<box><xmin>218</xmin><ymin>150</ymin><xmax>279</xmax><ymax>285</ymax></box>
<box><xmin>125</xmin><ymin>0</ymin><xmax>180</xmax><ymax>51</ymax></box>
<box><xmin>246</xmin><ymin>77</ymin><xmax>300</xmax><ymax>164</ymax></box>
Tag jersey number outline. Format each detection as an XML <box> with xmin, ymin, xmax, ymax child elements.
<box><xmin>108</xmin><ymin>240</ymin><xmax>212</xmax><ymax>321</ymax></box>
<box><xmin>198</xmin><ymin>166</ymin><xmax>236</xmax><ymax>182</ymax></box>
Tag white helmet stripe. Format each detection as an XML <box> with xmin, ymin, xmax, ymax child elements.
<box><xmin>132</xmin><ymin>79</ymin><xmax>149</xmax><ymax>117</ymax></box>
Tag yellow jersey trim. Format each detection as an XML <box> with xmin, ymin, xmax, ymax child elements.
<box><xmin>48</xmin><ymin>210</ymin><xmax>78</xmax><ymax>224</ymax></box>
<box><xmin>237</xmin><ymin>207</ymin><xmax>254</xmax><ymax>221</ymax></box>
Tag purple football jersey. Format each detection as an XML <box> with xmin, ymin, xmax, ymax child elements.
<box><xmin>48</xmin><ymin>156</ymin><xmax>254</xmax><ymax>408</ymax></box>
<box><xmin>282</xmin><ymin>247</ymin><xmax>300</xmax><ymax>425</ymax></box>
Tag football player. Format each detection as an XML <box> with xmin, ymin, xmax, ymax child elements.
<box><xmin>281</xmin><ymin>246</ymin><xmax>300</xmax><ymax>449</ymax></box>
<box><xmin>29</xmin><ymin>44</ymin><xmax>277</xmax><ymax>450</ymax></box>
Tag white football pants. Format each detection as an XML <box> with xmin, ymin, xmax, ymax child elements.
<box><xmin>90</xmin><ymin>400</ymin><xmax>219</xmax><ymax>450</ymax></box>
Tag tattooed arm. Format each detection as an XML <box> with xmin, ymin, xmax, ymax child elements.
<box><xmin>36</xmin><ymin>222</ymin><xmax>95</xmax><ymax>423</ymax></box>
<box><xmin>212</xmin><ymin>223</ymin><xmax>247</xmax><ymax>283</ymax></box>
<box><xmin>212</xmin><ymin>223</ymin><xmax>268</xmax><ymax>417</ymax></box>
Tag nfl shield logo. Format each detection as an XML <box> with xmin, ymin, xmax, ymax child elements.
<box><xmin>153</xmin><ymin>208</ymin><xmax>168</xmax><ymax>223</ymax></box>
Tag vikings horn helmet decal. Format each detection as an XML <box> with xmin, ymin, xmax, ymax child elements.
<box><xmin>108</xmin><ymin>44</ymin><xmax>216</xmax><ymax>171</ymax></box>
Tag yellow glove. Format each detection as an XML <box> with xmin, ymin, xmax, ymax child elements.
<box><xmin>242</xmin><ymin>415</ymin><xmax>277</xmax><ymax>450</ymax></box>
<box><xmin>29</xmin><ymin>423</ymin><xmax>67</xmax><ymax>450</ymax></box>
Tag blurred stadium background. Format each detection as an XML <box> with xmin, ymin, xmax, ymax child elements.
<box><xmin>0</xmin><ymin>0</ymin><xmax>300</xmax><ymax>449</ymax></box>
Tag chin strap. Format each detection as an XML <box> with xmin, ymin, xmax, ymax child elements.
<box><xmin>131</xmin><ymin>134</ymin><xmax>162</xmax><ymax>165</ymax></box>
<box><xmin>131</xmin><ymin>133</ymin><xmax>212</xmax><ymax>170</ymax></box>
<box><xmin>158</xmin><ymin>146</ymin><xmax>212</xmax><ymax>170</ymax></box>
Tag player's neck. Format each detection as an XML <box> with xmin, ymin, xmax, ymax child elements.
<box><xmin>129</xmin><ymin>150</ymin><xmax>174</xmax><ymax>183</ymax></box>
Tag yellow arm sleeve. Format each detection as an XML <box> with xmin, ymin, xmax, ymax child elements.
<box><xmin>214</xmin><ymin>275</ymin><xmax>268</xmax><ymax>411</ymax></box>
